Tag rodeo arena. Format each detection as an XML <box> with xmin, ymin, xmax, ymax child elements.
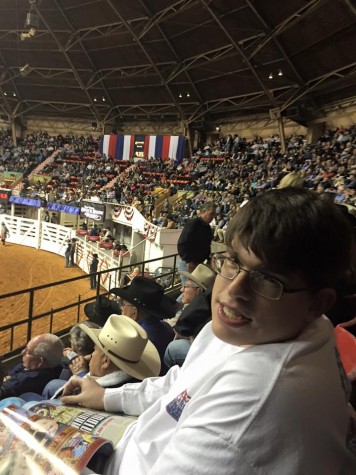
<box><xmin>0</xmin><ymin>1</ymin><xmax>355</xmax><ymax>474</ymax></box>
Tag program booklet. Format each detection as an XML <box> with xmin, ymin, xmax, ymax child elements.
<box><xmin>0</xmin><ymin>403</ymin><xmax>136</xmax><ymax>474</ymax></box>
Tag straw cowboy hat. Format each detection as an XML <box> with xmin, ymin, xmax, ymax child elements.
<box><xmin>179</xmin><ymin>264</ymin><xmax>216</xmax><ymax>290</ymax></box>
<box><xmin>79</xmin><ymin>315</ymin><xmax>160</xmax><ymax>380</ymax></box>
<box><xmin>84</xmin><ymin>295</ymin><xmax>121</xmax><ymax>326</ymax></box>
<box><xmin>110</xmin><ymin>276</ymin><xmax>176</xmax><ymax>319</ymax></box>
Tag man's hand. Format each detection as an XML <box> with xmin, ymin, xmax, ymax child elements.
<box><xmin>69</xmin><ymin>355</ymin><xmax>90</xmax><ymax>375</ymax></box>
<box><xmin>61</xmin><ymin>377</ymin><xmax>105</xmax><ymax>410</ymax></box>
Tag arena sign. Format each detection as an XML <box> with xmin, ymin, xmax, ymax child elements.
<box><xmin>80</xmin><ymin>201</ymin><xmax>106</xmax><ymax>222</ymax></box>
<box><xmin>0</xmin><ymin>188</ymin><xmax>11</xmax><ymax>213</ymax></box>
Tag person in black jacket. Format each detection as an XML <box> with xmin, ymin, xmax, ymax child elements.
<box><xmin>89</xmin><ymin>253</ymin><xmax>99</xmax><ymax>289</ymax></box>
<box><xmin>177</xmin><ymin>202</ymin><xmax>216</xmax><ymax>281</ymax></box>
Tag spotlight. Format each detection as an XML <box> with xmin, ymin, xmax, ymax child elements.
<box><xmin>268</xmin><ymin>72</ymin><xmax>273</xmax><ymax>79</ymax></box>
<box><xmin>20</xmin><ymin>27</ymin><xmax>37</xmax><ymax>41</ymax></box>
<box><xmin>12</xmin><ymin>92</ymin><xmax>16</xmax><ymax>97</ymax></box>
<box><xmin>186</xmin><ymin>92</ymin><xmax>190</xmax><ymax>98</ymax></box>
<box><xmin>278</xmin><ymin>69</ymin><xmax>283</xmax><ymax>76</ymax></box>
<box><xmin>216</xmin><ymin>126</ymin><xmax>220</xmax><ymax>132</ymax></box>
<box><xmin>102</xmin><ymin>97</ymin><xmax>106</xmax><ymax>102</ymax></box>
<box><xmin>178</xmin><ymin>93</ymin><xmax>182</xmax><ymax>98</ymax></box>
<box><xmin>19</xmin><ymin>64</ymin><xmax>31</xmax><ymax>77</ymax></box>
<box><xmin>93</xmin><ymin>98</ymin><xmax>97</xmax><ymax>102</ymax></box>
<box><xmin>3</xmin><ymin>92</ymin><xmax>7</xmax><ymax>96</ymax></box>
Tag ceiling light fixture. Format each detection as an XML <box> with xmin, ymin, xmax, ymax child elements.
<box><xmin>178</xmin><ymin>93</ymin><xmax>182</xmax><ymax>98</ymax></box>
<box><xmin>19</xmin><ymin>64</ymin><xmax>31</xmax><ymax>77</ymax></box>
<box><xmin>186</xmin><ymin>92</ymin><xmax>190</xmax><ymax>97</ymax></box>
<box><xmin>278</xmin><ymin>69</ymin><xmax>283</xmax><ymax>76</ymax></box>
<box><xmin>268</xmin><ymin>72</ymin><xmax>273</xmax><ymax>79</ymax></box>
<box><xmin>102</xmin><ymin>97</ymin><xmax>106</xmax><ymax>102</ymax></box>
<box><xmin>93</xmin><ymin>97</ymin><xmax>97</xmax><ymax>102</ymax></box>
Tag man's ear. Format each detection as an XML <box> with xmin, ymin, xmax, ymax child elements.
<box><xmin>37</xmin><ymin>356</ymin><xmax>46</xmax><ymax>369</ymax></box>
<box><xmin>102</xmin><ymin>355</ymin><xmax>111</xmax><ymax>370</ymax></box>
<box><xmin>308</xmin><ymin>288</ymin><xmax>337</xmax><ymax>320</ymax></box>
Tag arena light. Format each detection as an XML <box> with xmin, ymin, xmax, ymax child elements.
<box><xmin>19</xmin><ymin>64</ymin><xmax>32</xmax><ymax>77</ymax></box>
<box><xmin>268</xmin><ymin>72</ymin><xmax>273</xmax><ymax>79</ymax></box>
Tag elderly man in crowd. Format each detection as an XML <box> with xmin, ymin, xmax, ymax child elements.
<box><xmin>164</xmin><ymin>264</ymin><xmax>216</xmax><ymax>368</ymax></box>
<box><xmin>0</xmin><ymin>334</ymin><xmax>63</xmax><ymax>399</ymax></box>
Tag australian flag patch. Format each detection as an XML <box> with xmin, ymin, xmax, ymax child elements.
<box><xmin>166</xmin><ymin>389</ymin><xmax>191</xmax><ymax>421</ymax></box>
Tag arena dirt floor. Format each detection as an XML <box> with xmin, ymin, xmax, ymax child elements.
<box><xmin>0</xmin><ymin>243</ymin><xmax>100</xmax><ymax>355</ymax></box>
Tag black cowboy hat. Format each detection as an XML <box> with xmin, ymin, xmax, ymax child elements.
<box><xmin>84</xmin><ymin>295</ymin><xmax>121</xmax><ymax>326</ymax></box>
<box><xmin>110</xmin><ymin>276</ymin><xmax>176</xmax><ymax>319</ymax></box>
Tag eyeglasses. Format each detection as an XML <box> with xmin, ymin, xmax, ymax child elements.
<box><xmin>211</xmin><ymin>254</ymin><xmax>309</xmax><ymax>301</ymax></box>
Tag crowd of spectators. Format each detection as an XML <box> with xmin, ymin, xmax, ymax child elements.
<box><xmin>1</xmin><ymin>125</ymin><xmax>356</xmax><ymax>233</ymax></box>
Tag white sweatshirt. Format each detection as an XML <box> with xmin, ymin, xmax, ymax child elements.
<box><xmin>102</xmin><ymin>317</ymin><xmax>355</xmax><ymax>475</ymax></box>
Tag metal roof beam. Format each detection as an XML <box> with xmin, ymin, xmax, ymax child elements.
<box><xmin>105</xmin><ymin>0</ymin><xmax>184</xmax><ymax>120</ymax></box>
<box><xmin>199</xmin><ymin>0</ymin><xmax>278</xmax><ymax>109</ymax></box>
<box><xmin>31</xmin><ymin>3</ymin><xmax>101</xmax><ymax>123</ymax></box>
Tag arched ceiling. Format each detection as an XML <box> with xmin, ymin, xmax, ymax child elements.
<box><xmin>0</xmin><ymin>0</ymin><xmax>355</xmax><ymax>127</ymax></box>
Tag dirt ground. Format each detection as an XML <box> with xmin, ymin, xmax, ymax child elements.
<box><xmin>0</xmin><ymin>243</ymin><xmax>99</xmax><ymax>355</ymax></box>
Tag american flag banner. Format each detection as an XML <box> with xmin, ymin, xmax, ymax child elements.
<box><xmin>99</xmin><ymin>134</ymin><xmax>185</xmax><ymax>162</ymax></box>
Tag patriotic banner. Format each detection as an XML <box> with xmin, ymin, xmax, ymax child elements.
<box><xmin>99</xmin><ymin>135</ymin><xmax>185</xmax><ymax>162</ymax></box>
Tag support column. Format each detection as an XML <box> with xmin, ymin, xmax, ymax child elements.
<box><xmin>184</xmin><ymin>123</ymin><xmax>193</xmax><ymax>158</ymax></box>
<box><xmin>11</xmin><ymin>120</ymin><xmax>17</xmax><ymax>146</ymax></box>
<box><xmin>277</xmin><ymin>116</ymin><xmax>286</xmax><ymax>154</ymax></box>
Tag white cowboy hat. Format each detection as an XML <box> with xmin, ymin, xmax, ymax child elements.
<box><xmin>79</xmin><ymin>315</ymin><xmax>160</xmax><ymax>380</ymax></box>
<box><xmin>179</xmin><ymin>263</ymin><xmax>216</xmax><ymax>290</ymax></box>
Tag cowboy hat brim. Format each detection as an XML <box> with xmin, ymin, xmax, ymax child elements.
<box><xmin>79</xmin><ymin>316</ymin><xmax>161</xmax><ymax>380</ymax></box>
<box><xmin>178</xmin><ymin>271</ymin><xmax>208</xmax><ymax>290</ymax></box>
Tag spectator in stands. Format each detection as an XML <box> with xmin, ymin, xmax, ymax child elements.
<box><xmin>50</xmin><ymin>213</ymin><xmax>58</xmax><ymax>224</ymax></box>
<box><xmin>89</xmin><ymin>223</ymin><xmax>100</xmax><ymax>236</ymax></box>
<box><xmin>62</xmin><ymin>188</ymin><xmax>355</xmax><ymax>473</ymax></box>
<box><xmin>121</xmin><ymin>266</ymin><xmax>141</xmax><ymax>286</ymax></box>
<box><xmin>0</xmin><ymin>334</ymin><xmax>63</xmax><ymax>400</ymax></box>
<box><xmin>177</xmin><ymin>201</ymin><xmax>216</xmax><ymax>281</ymax></box>
<box><xmin>111</xmin><ymin>277</ymin><xmax>176</xmax><ymax>375</ymax></box>
<box><xmin>84</xmin><ymin>295</ymin><xmax>121</xmax><ymax>327</ymax></box>
<box><xmin>23</xmin><ymin>316</ymin><xmax>161</xmax><ymax>402</ymax></box>
<box><xmin>20</xmin><ymin>322</ymin><xmax>100</xmax><ymax>400</ymax></box>
<box><xmin>164</xmin><ymin>264</ymin><xmax>216</xmax><ymax>368</ymax></box>
<box><xmin>63</xmin><ymin>322</ymin><xmax>97</xmax><ymax>362</ymax></box>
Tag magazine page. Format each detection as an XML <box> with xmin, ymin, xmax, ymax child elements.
<box><xmin>29</xmin><ymin>403</ymin><xmax>137</xmax><ymax>447</ymax></box>
<box><xmin>0</xmin><ymin>405</ymin><xmax>113</xmax><ymax>475</ymax></box>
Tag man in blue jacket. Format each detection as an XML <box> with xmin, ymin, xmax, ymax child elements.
<box><xmin>0</xmin><ymin>333</ymin><xmax>63</xmax><ymax>399</ymax></box>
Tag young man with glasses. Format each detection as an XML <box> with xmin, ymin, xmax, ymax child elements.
<box><xmin>62</xmin><ymin>188</ymin><xmax>355</xmax><ymax>474</ymax></box>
